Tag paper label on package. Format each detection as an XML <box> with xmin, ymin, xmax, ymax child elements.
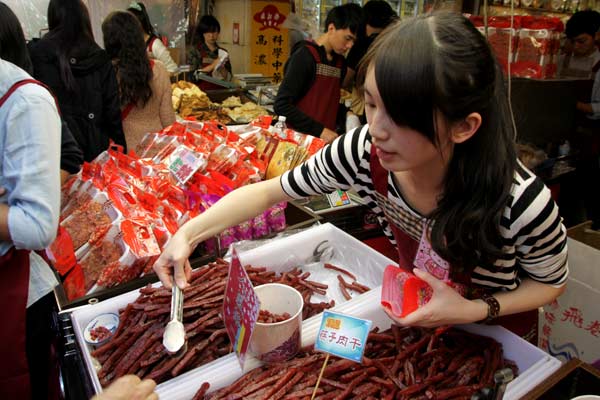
<box><xmin>223</xmin><ymin>247</ymin><xmax>260</xmax><ymax>369</ymax></box>
<box><xmin>326</xmin><ymin>190</ymin><xmax>352</xmax><ymax>208</ymax></box>
<box><xmin>167</xmin><ymin>145</ymin><xmax>205</xmax><ymax>185</ymax></box>
<box><xmin>314</xmin><ymin>310</ymin><xmax>372</xmax><ymax>363</ymax></box>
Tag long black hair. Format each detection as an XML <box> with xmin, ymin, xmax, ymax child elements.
<box><xmin>0</xmin><ymin>2</ymin><xmax>32</xmax><ymax>73</ymax></box>
<box><xmin>102</xmin><ymin>11</ymin><xmax>153</xmax><ymax>108</ymax></box>
<box><xmin>45</xmin><ymin>0</ymin><xmax>95</xmax><ymax>91</ymax></box>
<box><xmin>358</xmin><ymin>12</ymin><xmax>517</xmax><ymax>279</ymax></box>
<box><xmin>127</xmin><ymin>2</ymin><xmax>157</xmax><ymax>39</ymax></box>
<box><xmin>194</xmin><ymin>15</ymin><xmax>220</xmax><ymax>45</ymax></box>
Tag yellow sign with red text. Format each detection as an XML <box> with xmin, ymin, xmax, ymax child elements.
<box><xmin>250</xmin><ymin>0</ymin><xmax>290</xmax><ymax>83</ymax></box>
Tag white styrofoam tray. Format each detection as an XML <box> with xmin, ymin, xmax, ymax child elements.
<box><xmin>71</xmin><ymin>222</ymin><xmax>560</xmax><ymax>399</ymax></box>
<box><xmin>71</xmin><ymin>223</ymin><xmax>396</xmax><ymax>398</ymax></box>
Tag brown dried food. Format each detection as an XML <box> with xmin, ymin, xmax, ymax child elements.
<box><xmin>198</xmin><ymin>327</ymin><xmax>517</xmax><ymax>399</ymax></box>
<box><xmin>62</xmin><ymin>201</ymin><xmax>112</xmax><ymax>250</ymax></box>
<box><xmin>80</xmin><ymin>241</ymin><xmax>122</xmax><ymax>290</ymax></box>
<box><xmin>93</xmin><ymin>259</ymin><xmax>370</xmax><ymax>388</ymax></box>
<box><xmin>257</xmin><ymin>309</ymin><xmax>292</xmax><ymax>323</ymax></box>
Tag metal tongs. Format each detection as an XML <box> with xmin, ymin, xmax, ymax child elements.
<box><xmin>162</xmin><ymin>285</ymin><xmax>187</xmax><ymax>355</ymax></box>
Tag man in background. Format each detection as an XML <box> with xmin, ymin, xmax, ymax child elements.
<box><xmin>274</xmin><ymin>4</ymin><xmax>363</xmax><ymax>143</ymax></box>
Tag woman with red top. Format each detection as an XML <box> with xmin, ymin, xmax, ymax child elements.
<box><xmin>188</xmin><ymin>15</ymin><xmax>232</xmax><ymax>91</ymax></box>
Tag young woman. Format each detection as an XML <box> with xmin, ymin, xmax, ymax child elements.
<box><xmin>154</xmin><ymin>13</ymin><xmax>568</xmax><ymax>334</ymax></box>
<box><xmin>188</xmin><ymin>15</ymin><xmax>232</xmax><ymax>90</ymax></box>
<box><xmin>102</xmin><ymin>11</ymin><xmax>175</xmax><ymax>151</ymax></box>
<box><xmin>28</xmin><ymin>0</ymin><xmax>125</xmax><ymax>162</ymax></box>
<box><xmin>127</xmin><ymin>1</ymin><xmax>178</xmax><ymax>74</ymax></box>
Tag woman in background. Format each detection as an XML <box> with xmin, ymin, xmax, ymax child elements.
<box><xmin>28</xmin><ymin>0</ymin><xmax>125</xmax><ymax>162</ymax></box>
<box><xmin>102</xmin><ymin>10</ymin><xmax>175</xmax><ymax>151</ymax></box>
<box><xmin>0</xmin><ymin>2</ymin><xmax>83</xmax><ymax>184</ymax></box>
<box><xmin>127</xmin><ymin>1</ymin><xmax>178</xmax><ymax>74</ymax></box>
<box><xmin>188</xmin><ymin>15</ymin><xmax>232</xmax><ymax>90</ymax></box>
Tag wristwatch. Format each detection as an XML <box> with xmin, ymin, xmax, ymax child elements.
<box><xmin>480</xmin><ymin>293</ymin><xmax>500</xmax><ymax>323</ymax></box>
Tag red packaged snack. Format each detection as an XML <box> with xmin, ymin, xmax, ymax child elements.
<box><xmin>381</xmin><ymin>265</ymin><xmax>465</xmax><ymax>318</ymax></box>
<box><xmin>381</xmin><ymin>265</ymin><xmax>432</xmax><ymax>317</ymax></box>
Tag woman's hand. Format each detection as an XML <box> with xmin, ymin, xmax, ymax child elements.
<box><xmin>383</xmin><ymin>268</ymin><xmax>487</xmax><ymax>328</ymax></box>
<box><xmin>152</xmin><ymin>231</ymin><xmax>193</xmax><ymax>290</ymax></box>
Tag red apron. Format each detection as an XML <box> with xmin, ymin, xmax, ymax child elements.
<box><xmin>370</xmin><ymin>149</ymin><xmax>538</xmax><ymax>342</ymax></box>
<box><xmin>293</xmin><ymin>45</ymin><xmax>343</xmax><ymax>132</ymax></box>
<box><xmin>197</xmin><ymin>45</ymin><xmax>227</xmax><ymax>92</ymax></box>
<box><xmin>0</xmin><ymin>248</ymin><xmax>31</xmax><ymax>398</ymax></box>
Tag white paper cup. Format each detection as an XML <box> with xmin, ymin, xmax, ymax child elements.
<box><xmin>249</xmin><ymin>283</ymin><xmax>303</xmax><ymax>363</ymax></box>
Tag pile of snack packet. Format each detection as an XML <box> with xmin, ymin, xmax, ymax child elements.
<box><xmin>469</xmin><ymin>15</ymin><xmax>564</xmax><ymax>79</ymax></box>
<box><xmin>46</xmin><ymin>117</ymin><xmax>326</xmax><ymax>300</ymax></box>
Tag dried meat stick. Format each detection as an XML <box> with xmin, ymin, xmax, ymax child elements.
<box><xmin>333</xmin><ymin>371</ymin><xmax>369</xmax><ymax>400</ymax></box>
<box><xmin>171</xmin><ymin>339</ymin><xmax>209</xmax><ymax>376</ymax></box>
<box><xmin>271</xmin><ymin>371</ymin><xmax>306</xmax><ymax>400</ymax></box>
<box><xmin>368</xmin><ymin>376</ymin><xmax>395</xmax><ymax>391</ymax></box>
<box><xmin>351</xmin><ymin>384</ymin><xmax>381</xmax><ymax>400</ymax></box>
<box><xmin>114</xmin><ymin>325</ymin><xmax>162</xmax><ymax>377</ymax></box>
<box><xmin>297</xmin><ymin>280</ymin><xmax>327</xmax><ymax>296</ymax></box>
<box><xmin>304</xmin><ymin>280</ymin><xmax>328</xmax><ymax>290</ymax></box>
<box><xmin>433</xmin><ymin>384</ymin><xmax>484</xmax><ymax>400</ymax></box>
<box><xmin>337</xmin><ymin>275</ymin><xmax>352</xmax><ymax>300</ymax></box>
<box><xmin>146</xmin><ymin>354</ymin><xmax>182</xmax><ymax>382</ymax></box>
<box><xmin>348</xmin><ymin>281</ymin><xmax>370</xmax><ymax>293</ymax></box>
<box><xmin>139</xmin><ymin>342</ymin><xmax>165</xmax><ymax>368</ymax></box>
<box><xmin>323</xmin><ymin>359</ymin><xmax>356</xmax><ymax>377</ymax></box>
<box><xmin>184</xmin><ymin>309</ymin><xmax>220</xmax><ymax>332</ymax></box>
<box><xmin>369</xmin><ymin>358</ymin><xmax>406</xmax><ymax>390</ymax></box>
<box><xmin>324</xmin><ymin>263</ymin><xmax>357</xmax><ymax>281</ymax></box>
<box><xmin>98</xmin><ymin>326</ymin><xmax>148</xmax><ymax>380</ymax></box>
<box><xmin>207</xmin><ymin>367</ymin><xmax>267</xmax><ymax>400</ymax></box>
<box><xmin>339</xmin><ymin>367</ymin><xmax>377</xmax><ymax>382</ymax></box>
<box><xmin>227</xmin><ymin>372</ymin><xmax>286</xmax><ymax>399</ymax></box>
<box><xmin>260</xmin><ymin>369</ymin><xmax>298</xmax><ymax>399</ymax></box>
<box><xmin>192</xmin><ymin>382</ymin><xmax>210</xmax><ymax>400</ymax></box>
<box><xmin>283</xmin><ymin>387</ymin><xmax>323</xmax><ymax>399</ymax></box>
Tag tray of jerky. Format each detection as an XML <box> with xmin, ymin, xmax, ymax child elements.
<box><xmin>69</xmin><ymin>223</ymin><xmax>395</xmax><ymax>398</ymax></box>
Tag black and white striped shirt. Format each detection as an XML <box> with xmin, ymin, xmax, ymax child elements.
<box><xmin>280</xmin><ymin>125</ymin><xmax>568</xmax><ymax>290</ymax></box>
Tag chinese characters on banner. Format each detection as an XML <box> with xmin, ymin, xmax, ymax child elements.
<box><xmin>250</xmin><ymin>0</ymin><xmax>290</xmax><ymax>83</ymax></box>
<box><xmin>314</xmin><ymin>310</ymin><xmax>372</xmax><ymax>363</ymax></box>
<box><xmin>223</xmin><ymin>248</ymin><xmax>260</xmax><ymax>369</ymax></box>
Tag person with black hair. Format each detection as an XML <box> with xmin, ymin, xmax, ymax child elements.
<box><xmin>28</xmin><ymin>0</ymin><xmax>126</xmax><ymax>162</ymax></box>
<box><xmin>102</xmin><ymin>10</ymin><xmax>175</xmax><ymax>150</ymax></box>
<box><xmin>127</xmin><ymin>1</ymin><xmax>178</xmax><ymax>74</ymax></box>
<box><xmin>274</xmin><ymin>3</ymin><xmax>363</xmax><ymax>143</ymax></box>
<box><xmin>188</xmin><ymin>15</ymin><xmax>232</xmax><ymax>91</ymax></box>
<box><xmin>154</xmin><ymin>13</ymin><xmax>568</xmax><ymax>339</ymax></box>
<box><xmin>559</xmin><ymin>10</ymin><xmax>600</xmax><ymax>79</ymax></box>
<box><xmin>344</xmin><ymin>0</ymin><xmax>397</xmax><ymax>91</ymax></box>
<box><xmin>0</xmin><ymin>3</ymin><xmax>61</xmax><ymax>397</ymax></box>
<box><xmin>0</xmin><ymin>2</ymin><xmax>83</xmax><ymax>184</ymax></box>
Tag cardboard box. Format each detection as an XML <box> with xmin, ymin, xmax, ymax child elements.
<box><xmin>538</xmin><ymin>238</ymin><xmax>600</xmax><ymax>368</ymax></box>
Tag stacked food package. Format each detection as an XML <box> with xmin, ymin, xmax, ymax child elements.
<box><xmin>470</xmin><ymin>15</ymin><xmax>563</xmax><ymax>79</ymax></box>
<box><xmin>47</xmin><ymin>118</ymin><xmax>326</xmax><ymax>300</ymax></box>
<box><xmin>171</xmin><ymin>81</ymin><xmax>269</xmax><ymax>124</ymax></box>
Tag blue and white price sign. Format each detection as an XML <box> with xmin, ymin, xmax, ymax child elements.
<box><xmin>314</xmin><ymin>310</ymin><xmax>372</xmax><ymax>363</ymax></box>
